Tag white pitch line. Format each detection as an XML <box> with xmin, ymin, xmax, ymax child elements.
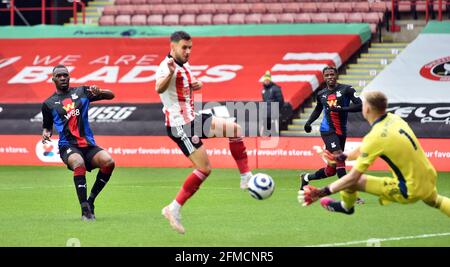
<box><xmin>305</xmin><ymin>232</ymin><xmax>450</xmax><ymax>247</ymax></box>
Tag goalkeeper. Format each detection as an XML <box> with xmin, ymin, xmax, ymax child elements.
<box><xmin>298</xmin><ymin>91</ymin><xmax>450</xmax><ymax>217</ymax></box>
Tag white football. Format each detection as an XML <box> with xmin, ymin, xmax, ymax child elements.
<box><xmin>248</xmin><ymin>173</ymin><xmax>275</xmax><ymax>200</ymax></box>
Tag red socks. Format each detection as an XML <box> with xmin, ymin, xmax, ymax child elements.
<box><xmin>175</xmin><ymin>169</ymin><xmax>209</xmax><ymax>205</ymax></box>
<box><xmin>229</xmin><ymin>137</ymin><xmax>250</xmax><ymax>174</ymax></box>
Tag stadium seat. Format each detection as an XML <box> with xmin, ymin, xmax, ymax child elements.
<box><xmin>277</xmin><ymin>13</ymin><xmax>295</xmax><ymax>23</ymax></box>
<box><xmin>115</xmin><ymin>15</ymin><xmax>131</xmax><ymax>25</ymax></box>
<box><xmin>148</xmin><ymin>4</ymin><xmax>166</xmax><ymax>15</ymax></box>
<box><xmin>320</xmin><ymin>2</ymin><xmax>336</xmax><ymax>13</ymax></box>
<box><xmin>165</xmin><ymin>4</ymin><xmax>183</xmax><ymax>15</ymax></box>
<box><xmin>346</xmin><ymin>12</ymin><xmax>363</xmax><ymax>22</ymax></box>
<box><xmin>216</xmin><ymin>4</ymin><xmax>234</xmax><ymax>14</ymax></box>
<box><xmin>147</xmin><ymin>14</ymin><xmax>163</xmax><ymax>25</ymax></box>
<box><xmin>196</xmin><ymin>0</ymin><xmax>212</xmax><ymax>3</ymax></box>
<box><xmin>353</xmin><ymin>2</ymin><xmax>370</xmax><ymax>12</ymax></box>
<box><xmin>229</xmin><ymin>13</ymin><xmax>246</xmax><ymax>24</ymax></box>
<box><xmin>163</xmin><ymin>14</ymin><xmax>179</xmax><ymax>25</ymax></box>
<box><xmin>229</xmin><ymin>0</ymin><xmax>245</xmax><ymax>3</ymax></box>
<box><xmin>134</xmin><ymin>5</ymin><xmax>151</xmax><ymax>15</ymax></box>
<box><xmin>102</xmin><ymin>6</ymin><xmax>119</xmax><ymax>16</ymax></box>
<box><xmin>234</xmin><ymin>4</ymin><xmax>250</xmax><ymax>13</ymax></box>
<box><xmin>184</xmin><ymin>4</ymin><xmax>200</xmax><ymax>14</ymax></box>
<box><xmin>131</xmin><ymin>14</ymin><xmax>148</xmax><ymax>25</ymax></box>
<box><xmin>327</xmin><ymin>13</ymin><xmax>347</xmax><ymax>23</ymax></box>
<box><xmin>335</xmin><ymin>2</ymin><xmax>353</xmax><ymax>13</ymax></box>
<box><xmin>180</xmin><ymin>14</ymin><xmax>196</xmax><ymax>25</ymax></box>
<box><xmin>283</xmin><ymin>3</ymin><xmax>300</xmax><ymax>13</ymax></box>
<box><xmin>196</xmin><ymin>14</ymin><xmax>213</xmax><ymax>24</ymax></box>
<box><xmin>433</xmin><ymin>1</ymin><xmax>447</xmax><ymax>12</ymax></box>
<box><xmin>245</xmin><ymin>13</ymin><xmax>262</xmax><ymax>24</ymax></box>
<box><xmin>212</xmin><ymin>13</ymin><xmax>229</xmax><ymax>24</ymax></box>
<box><xmin>369</xmin><ymin>1</ymin><xmax>387</xmax><ymax>12</ymax></box>
<box><xmin>294</xmin><ymin>13</ymin><xmax>312</xmax><ymax>23</ymax></box>
<box><xmin>118</xmin><ymin>5</ymin><xmax>135</xmax><ymax>15</ymax></box>
<box><xmin>262</xmin><ymin>0</ymin><xmax>278</xmax><ymax>2</ymax></box>
<box><xmin>265</xmin><ymin>3</ymin><xmax>284</xmax><ymax>13</ymax></box>
<box><xmin>212</xmin><ymin>0</ymin><xmax>228</xmax><ymax>3</ymax></box>
<box><xmin>363</xmin><ymin>12</ymin><xmax>380</xmax><ymax>23</ymax></box>
<box><xmin>98</xmin><ymin>15</ymin><xmax>115</xmax><ymax>26</ymax></box>
<box><xmin>164</xmin><ymin>0</ymin><xmax>179</xmax><ymax>4</ymax></box>
<box><xmin>146</xmin><ymin>0</ymin><xmax>163</xmax><ymax>4</ymax></box>
<box><xmin>199</xmin><ymin>4</ymin><xmax>217</xmax><ymax>14</ymax></box>
<box><xmin>131</xmin><ymin>0</ymin><xmax>147</xmax><ymax>4</ymax></box>
<box><xmin>398</xmin><ymin>1</ymin><xmax>412</xmax><ymax>12</ymax></box>
<box><xmin>415</xmin><ymin>1</ymin><xmax>428</xmax><ymax>12</ymax></box>
<box><xmin>115</xmin><ymin>0</ymin><xmax>131</xmax><ymax>5</ymax></box>
<box><xmin>261</xmin><ymin>13</ymin><xmax>278</xmax><ymax>23</ymax></box>
<box><xmin>311</xmin><ymin>13</ymin><xmax>328</xmax><ymax>23</ymax></box>
<box><xmin>301</xmin><ymin>3</ymin><xmax>318</xmax><ymax>13</ymax></box>
<box><xmin>251</xmin><ymin>3</ymin><xmax>267</xmax><ymax>13</ymax></box>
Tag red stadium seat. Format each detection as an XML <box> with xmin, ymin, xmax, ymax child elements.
<box><xmin>212</xmin><ymin>13</ymin><xmax>229</xmax><ymax>24</ymax></box>
<box><xmin>184</xmin><ymin>4</ymin><xmax>201</xmax><ymax>14</ymax></box>
<box><xmin>103</xmin><ymin>6</ymin><xmax>119</xmax><ymax>16</ymax></box>
<box><xmin>265</xmin><ymin>3</ymin><xmax>284</xmax><ymax>13</ymax></box>
<box><xmin>163</xmin><ymin>14</ymin><xmax>180</xmax><ymax>25</ymax></box>
<box><xmin>301</xmin><ymin>3</ymin><xmax>318</xmax><ymax>13</ymax></box>
<box><xmin>115</xmin><ymin>15</ymin><xmax>131</xmax><ymax>25</ymax></box>
<box><xmin>134</xmin><ymin>5</ymin><xmax>151</xmax><ymax>15</ymax></box>
<box><xmin>146</xmin><ymin>0</ymin><xmax>162</xmax><ymax>4</ymax></box>
<box><xmin>180</xmin><ymin>14</ymin><xmax>196</xmax><ymax>25</ymax></box>
<box><xmin>98</xmin><ymin>15</ymin><xmax>115</xmax><ymax>26</ymax></box>
<box><xmin>118</xmin><ymin>5</ymin><xmax>135</xmax><ymax>15</ymax></box>
<box><xmin>353</xmin><ymin>2</ymin><xmax>370</xmax><ymax>12</ymax></box>
<box><xmin>115</xmin><ymin>0</ymin><xmax>131</xmax><ymax>5</ymax></box>
<box><xmin>212</xmin><ymin>0</ymin><xmax>228</xmax><ymax>3</ymax></box>
<box><xmin>229</xmin><ymin>0</ymin><xmax>245</xmax><ymax>3</ymax></box>
<box><xmin>311</xmin><ymin>13</ymin><xmax>328</xmax><ymax>23</ymax></box>
<box><xmin>434</xmin><ymin>1</ymin><xmax>447</xmax><ymax>11</ymax></box>
<box><xmin>216</xmin><ymin>4</ymin><xmax>234</xmax><ymax>14</ymax></box>
<box><xmin>199</xmin><ymin>4</ymin><xmax>217</xmax><ymax>14</ymax></box>
<box><xmin>195</xmin><ymin>0</ymin><xmax>212</xmax><ymax>3</ymax></box>
<box><xmin>164</xmin><ymin>0</ymin><xmax>179</xmax><ymax>4</ymax></box>
<box><xmin>327</xmin><ymin>13</ymin><xmax>347</xmax><ymax>23</ymax></box>
<box><xmin>398</xmin><ymin>1</ymin><xmax>412</xmax><ymax>12</ymax></box>
<box><xmin>283</xmin><ymin>3</ymin><xmax>300</xmax><ymax>13</ymax></box>
<box><xmin>261</xmin><ymin>13</ymin><xmax>278</xmax><ymax>23</ymax></box>
<box><xmin>147</xmin><ymin>14</ymin><xmax>163</xmax><ymax>25</ymax></box>
<box><xmin>196</xmin><ymin>14</ymin><xmax>213</xmax><ymax>24</ymax></box>
<box><xmin>320</xmin><ymin>2</ymin><xmax>336</xmax><ymax>13</ymax></box>
<box><xmin>251</xmin><ymin>3</ymin><xmax>267</xmax><ymax>13</ymax></box>
<box><xmin>335</xmin><ymin>2</ymin><xmax>353</xmax><ymax>13</ymax></box>
<box><xmin>229</xmin><ymin>13</ymin><xmax>246</xmax><ymax>24</ymax></box>
<box><xmin>294</xmin><ymin>13</ymin><xmax>312</xmax><ymax>23</ymax></box>
<box><xmin>131</xmin><ymin>14</ymin><xmax>147</xmax><ymax>25</ymax></box>
<box><xmin>369</xmin><ymin>1</ymin><xmax>387</xmax><ymax>12</ymax></box>
<box><xmin>363</xmin><ymin>12</ymin><xmax>380</xmax><ymax>24</ymax></box>
<box><xmin>245</xmin><ymin>13</ymin><xmax>262</xmax><ymax>24</ymax></box>
<box><xmin>131</xmin><ymin>0</ymin><xmax>147</xmax><ymax>5</ymax></box>
<box><xmin>148</xmin><ymin>4</ymin><xmax>166</xmax><ymax>15</ymax></box>
<box><xmin>277</xmin><ymin>13</ymin><xmax>295</xmax><ymax>23</ymax></box>
<box><xmin>165</xmin><ymin>4</ymin><xmax>183</xmax><ymax>14</ymax></box>
<box><xmin>346</xmin><ymin>12</ymin><xmax>363</xmax><ymax>23</ymax></box>
<box><xmin>234</xmin><ymin>4</ymin><xmax>250</xmax><ymax>13</ymax></box>
<box><xmin>415</xmin><ymin>1</ymin><xmax>428</xmax><ymax>12</ymax></box>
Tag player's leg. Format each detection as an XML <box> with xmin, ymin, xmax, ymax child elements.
<box><xmin>209</xmin><ymin>117</ymin><xmax>252</xmax><ymax>189</ymax></box>
<box><xmin>60</xmin><ymin>146</ymin><xmax>94</xmax><ymax>221</ymax></box>
<box><xmin>423</xmin><ymin>190</ymin><xmax>450</xmax><ymax>217</ymax></box>
<box><xmin>320</xmin><ymin>174</ymin><xmax>367</xmax><ymax>215</ymax></box>
<box><xmin>300</xmin><ymin>133</ymin><xmax>339</xmax><ymax>190</ymax></box>
<box><xmin>87</xmin><ymin>148</ymin><xmax>115</xmax><ymax>216</ymax></box>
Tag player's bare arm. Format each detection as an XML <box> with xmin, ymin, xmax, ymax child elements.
<box><xmin>328</xmin><ymin>168</ymin><xmax>363</xmax><ymax>193</ymax></box>
<box><xmin>87</xmin><ymin>85</ymin><xmax>115</xmax><ymax>100</ymax></box>
<box><xmin>156</xmin><ymin>59</ymin><xmax>176</xmax><ymax>94</ymax></box>
<box><xmin>42</xmin><ymin>128</ymin><xmax>52</xmax><ymax>144</ymax></box>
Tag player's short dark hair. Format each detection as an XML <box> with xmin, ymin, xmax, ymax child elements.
<box><xmin>322</xmin><ymin>66</ymin><xmax>338</xmax><ymax>74</ymax></box>
<box><xmin>170</xmin><ymin>31</ymin><xmax>191</xmax><ymax>43</ymax></box>
<box><xmin>52</xmin><ymin>64</ymin><xmax>68</xmax><ymax>74</ymax></box>
<box><xmin>363</xmin><ymin>91</ymin><xmax>388</xmax><ymax>113</ymax></box>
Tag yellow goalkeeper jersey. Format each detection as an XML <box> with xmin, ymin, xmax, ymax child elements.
<box><xmin>354</xmin><ymin>113</ymin><xmax>437</xmax><ymax>200</ymax></box>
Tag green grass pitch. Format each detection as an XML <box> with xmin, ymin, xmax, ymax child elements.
<box><xmin>0</xmin><ymin>166</ymin><xmax>449</xmax><ymax>247</ymax></box>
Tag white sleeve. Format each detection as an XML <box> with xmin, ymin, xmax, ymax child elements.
<box><xmin>156</xmin><ymin>60</ymin><xmax>170</xmax><ymax>80</ymax></box>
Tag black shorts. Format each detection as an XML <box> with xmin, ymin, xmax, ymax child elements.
<box><xmin>59</xmin><ymin>145</ymin><xmax>104</xmax><ymax>172</ymax></box>
<box><xmin>166</xmin><ymin>113</ymin><xmax>213</xmax><ymax>157</ymax></box>
<box><xmin>320</xmin><ymin>132</ymin><xmax>346</xmax><ymax>152</ymax></box>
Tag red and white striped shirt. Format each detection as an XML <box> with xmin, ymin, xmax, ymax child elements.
<box><xmin>156</xmin><ymin>56</ymin><xmax>196</xmax><ymax>127</ymax></box>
